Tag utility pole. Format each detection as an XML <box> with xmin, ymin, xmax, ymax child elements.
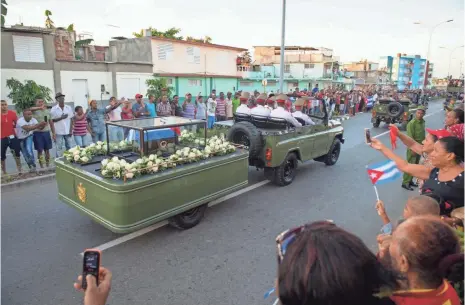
<box><xmin>279</xmin><ymin>0</ymin><xmax>286</xmax><ymax>93</ymax></box>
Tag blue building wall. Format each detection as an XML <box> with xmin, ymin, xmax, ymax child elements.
<box><xmin>396</xmin><ymin>56</ymin><xmax>426</xmax><ymax>90</ymax></box>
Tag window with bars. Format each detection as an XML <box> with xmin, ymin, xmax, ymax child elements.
<box><xmin>304</xmin><ymin>64</ymin><xmax>315</xmax><ymax>69</ymax></box>
<box><xmin>284</xmin><ymin>64</ymin><xmax>291</xmax><ymax>73</ymax></box>
<box><xmin>188</xmin><ymin>79</ymin><xmax>202</xmax><ymax>86</ymax></box>
<box><xmin>12</xmin><ymin>35</ymin><xmax>45</xmax><ymax>63</ymax></box>
<box><xmin>166</xmin><ymin>78</ymin><xmax>173</xmax><ymax>85</ymax></box>
<box><xmin>157</xmin><ymin>43</ymin><xmax>174</xmax><ymax>60</ymax></box>
<box><xmin>239</xmin><ymin>81</ymin><xmax>253</xmax><ymax>87</ymax></box>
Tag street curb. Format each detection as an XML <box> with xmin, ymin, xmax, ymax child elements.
<box><xmin>1</xmin><ymin>173</ymin><xmax>56</xmax><ymax>191</ymax></box>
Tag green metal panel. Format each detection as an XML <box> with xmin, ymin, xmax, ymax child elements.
<box><xmin>209</xmin><ymin>78</ymin><xmax>213</xmax><ymax>93</ymax></box>
<box><xmin>55</xmin><ymin>150</ymin><xmax>249</xmax><ymax>233</ymax></box>
<box><xmin>212</xmin><ymin>78</ymin><xmax>237</xmax><ymax>94</ymax></box>
<box><xmin>175</xmin><ymin>76</ymin><xmax>180</xmax><ymax>96</ymax></box>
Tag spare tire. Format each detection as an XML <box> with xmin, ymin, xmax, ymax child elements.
<box><xmin>227</xmin><ymin>121</ymin><xmax>263</xmax><ymax>158</ymax></box>
<box><xmin>387</xmin><ymin>102</ymin><xmax>404</xmax><ymax>118</ymax></box>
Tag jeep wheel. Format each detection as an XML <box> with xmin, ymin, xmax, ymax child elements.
<box><xmin>387</xmin><ymin>102</ymin><xmax>404</xmax><ymax>118</ymax></box>
<box><xmin>372</xmin><ymin>119</ymin><xmax>380</xmax><ymax>128</ymax></box>
<box><xmin>274</xmin><ymin>153</ymin><xmax>298</xmax><ymax>186</ymax></box>
<box><xmin>169</xmin><ymin>204</ymin><xmax>208</xmax><ymax>230</ymax></box>
<box><xmin>324</xmin><ymin>139</ymin><xmax>341</xmax><ymax>166</ymax></box>
<box><xmin>227</xmin><ymin>121</ymin><xmax>263</xmax><ymax>158</ymax></box>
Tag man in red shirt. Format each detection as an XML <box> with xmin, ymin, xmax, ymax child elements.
<box><xmin>1</xmin><ymin>100</ymin><xmax>22</xmax><ymax>174</ymax></box>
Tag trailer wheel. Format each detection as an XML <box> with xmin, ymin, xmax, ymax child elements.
<box><xmin>169</xmin><ymin>204</ymin><xmax>208</xmax><ymax>230</ymax></box>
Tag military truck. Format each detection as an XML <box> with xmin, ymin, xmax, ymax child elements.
<box><xmin>371</xmin><ymin>97</ymin><xmax>421</xmax><ymax>130</ymax></box>
<box><xmin>214</xmin><ymin>99</ymin><xmax>345</xmax><ymax>186</ymax></box>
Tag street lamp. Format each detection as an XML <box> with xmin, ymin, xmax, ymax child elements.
<box><xmin>439</xmin><ymin>45</ymin><xmax>464</xmax><ymax>78</ymax></box>
<box><xmin>279</xmin><ymin>0</ymin><xmax>286</xmax><ymax>93</ymax></box>
<box><xmin>414</xmin><ymin>19</ymin><xmax>453</xmax><ymax>62</ymax></box>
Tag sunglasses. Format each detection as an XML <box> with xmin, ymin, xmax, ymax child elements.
<box><xmin>264</xmin><ymin>220</ymin><xmax>335</xmax><ymax>300</ymax></box>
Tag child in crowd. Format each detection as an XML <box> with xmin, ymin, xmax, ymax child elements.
<box><xmin>376</xmin><ymin>195</ymin><xmax>440</xmax><ymax>235</ymax></box>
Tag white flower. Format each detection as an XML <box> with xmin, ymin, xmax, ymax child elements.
<box><xmin>125</xmin><ymin>164</ymin><xmax>132</xmax><ymax>171</ymax></box>
<box><xmin>194</xmin><ymin>139</ymin><xmax>200</xmax><ymax>144</ymax></box>
<box><xmin>69</xmin><ymin>147</ymin><xmax>77</xmax><ymax>153</ymax></box>
<box><xmin>120</xmin><ymin>159</ymin><xmax>127</xmax><ymax>166</ymax></box>
<box><xmin>96</xmin><ymin>145</ymin><xmax>102</xmax><ymax>151</ymax></box>
<box><xmin>114</xmin><ymin>171</ymin><xmax>121</xmax><ymax>178</ymax></box>
<box><xmin>131</xmin><ymin>162</ymin><xmax>138</xmax><ymax>168</ymax></box>
<box><xmin>125</xmin><ymin>172</ymin><xmax>134</xmax><ymax>179</ymax></box>
<box><xmin>73</xmin><ymin>150</ymin><xmax>80</xmax><ymax>156</ymax></box>
<box><xmin>148</xmin><ymin>154</ymin><xmax>156</xmax><ymax>161</ymax></box>
<box><xmin>113</xmin><ymin>163</ymin><xmax>121</xmax><ymax>170</ymax></box>
<box><xmin>101</xmin><ymin>159</ymin><xmax>109</xmax><ymax>166</ymax></box>
<box><xmin>216</xmin><ymin>140</ymin><xmax>222</xmax><ymax>145</ymax></box>
<box><xmin>151</xmin><ymin>166</ymin><xmax>159</xmax><ymax>173</ymax></box>
<box><xmin>89</xmin><ymin>143</ymin><xmax>96</xmax><ymax>148</ymax></box>
<box><xmin>74</xmin><ymin>155</ymin><xmax>80</xmax><ymax>161</ymax></box>
<box><xmin>111</xmin><ymin>156</ymin><xmax>119</xmax><ymax>162</ymax></box>
<box><xmin>176</xmin><ymin>150</ymin><xmax>182</xmax><ymax>156</ymax></box>
<box><xmin>81</xmin><ymin>156</ymin><xmax>89</xmax><ymax>163</ymax></box>
<box><xmin>205</xmin><ymin>147</ymin><xmax>211</xmax><ymax>154</ymax></box>
<box><xmin>215</xmin><ymin>145</ymin><xmax>220</xmax><ymax>151</ymax></box>
<box><xmin>97</xmin><ymin>141</ymin><xmax>104</xmax><ymax>145</ymax></box>
<box><xmin>119</xmin><ymin>140</ymin><xmax>126</xmax><ymax>146</ymax></box>
<box><xmin>101</xmin><ymin>169</ymin><xmax>108</xmax><ymax>176</ymax></box>
<box><xmin>106</xmin><ymin>162</ymin><xmax>115</xmax><ymax>170</ymax></box>
<box><xmin>136</xmin><ymin>159</ymin><xmax>143</xmax><ymax>164</ymax></box>
<box><xmin>188</xmin><ymin>152</ymin><xmax>196</xmax><ymax>159</ymax></box>
<box><xmin>147</xmin><ymin>161</ymin><xmax>153</xmax><ymax>167</ymax></box>
<box><xmin>155</xmin><ymin>159</ymin><xmax>162</xmax><ymax>165</ymax></box>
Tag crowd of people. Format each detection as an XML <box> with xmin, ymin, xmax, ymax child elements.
<box><xmin>0</xmin><ymin>85</ymin><xmax>453</xmax><ymax>175</ymax></box>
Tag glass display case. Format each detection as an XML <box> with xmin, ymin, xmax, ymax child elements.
<box><xmin>105</xmin><ymin>116</ymin><xmax>207</xmax><ymax>161</ymax></box>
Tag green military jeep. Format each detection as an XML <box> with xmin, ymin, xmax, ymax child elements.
<box><xmin>213</xmin><ymin>101</ymin><xmax>345</xmax><ymax>186</ymax></box>
<box><xmin>371</xmin><ymin>97</ymin><xmax>421</xmax><ymax>130</ymax></box>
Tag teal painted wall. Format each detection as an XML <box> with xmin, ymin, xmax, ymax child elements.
<box><xmin>211</xmin><ymin>78</ymin><xmax>237</xmax><ymax>94</ymax></box>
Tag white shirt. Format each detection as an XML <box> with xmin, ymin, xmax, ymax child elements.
<box><xmin>236</xmin><ymin>104</ymin><xmax>251</xmax><ymax>115</ymax></box>
<box><xmin>16</xmin><ymin>117</ymin><xmax>38</xmax><ymax>139</ymax></box>
<box><xmin>207</xmin><ymin>98</ymin><xmax>217</xmax><ymax>117</ymax></box>
<box><xmin>270</xmin><ymin>106</ymin><xmax>302</xmax><ymax>127</ymax></box>
<box><xmin>51</xmin><ymin>104</ymin><xmax>74</xmax><ymax>135</ymax></box>
<box><xmin>292</xmin><ymin>111</ymin><xmax>315</xmax><ymax>125</ymax></box>
<box><xmin>250</xmin><ymin>105</ymin><xmax>271</xmax><ymax>117</ymax></box>
<box><xmin>373</xmin><ymin>93</ymin><xmax>378</xmax><ymax>101</ymax></box>
<box><xmin>312</xmin><ymin>99</ymin><xmax>320</xmax><ymax>107</ymax></box>
<box><xmin>106</xmin><ymin>105</ymin><xmax>122</xmax><ymax>121</ymax></box>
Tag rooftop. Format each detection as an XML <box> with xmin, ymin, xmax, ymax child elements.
<box><xmin>150</xmin><ymin>36</ymin><xmax>247</xmax><ymax>52</ymax></box>
<box><xmin>253</xmin><ymin>46</ymin><xmax>323</xmax><ymax>51</ymax></box>
<box><xmin>2</xmin><ymin>25</ymin><xmax>53</xmax><ymax>34</ymax></box>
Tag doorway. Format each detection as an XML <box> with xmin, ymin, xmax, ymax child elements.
<box><xmin>71</xmin><ymin>79</ymin><xmax>89</xmax><ymax>108</ymax></box>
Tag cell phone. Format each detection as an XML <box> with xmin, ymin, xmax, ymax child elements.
<box><xmin>82</xmin><ymin>249</ymin><xmax>101</xmax><ymax>290</ymax></box>
<box><xmin>364</xmin><ymin>128</ymin><xmax>372</xmax><ymax>144</ymax></box>
<box><xmin>44</xmin><ymin>116</ymin><xmax>48</xmax><ymax>122</ymax></box>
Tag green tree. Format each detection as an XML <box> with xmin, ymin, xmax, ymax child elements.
<box><xmin>6</xmin><ymin>78</ymin><xmax>53</xmax><ymax>112</ymax></box>
<box><xmin>1</xmin><ymin>0</ymin><xmax>7</xmax><ymax>27</ymax></box>
<box><xmin>145</xmin><ymin>76</ymin><xmax>174</xmax><ymax>101</ymax></box>
<box><xmin>45</xmin><ymin>9</ymin><xmax>55</xmax><ymax>29</ymax></box>
<box><xmin>133</xmin><ymin>27</ymin><xmax>183</xmax><ymax>40</ymax></box>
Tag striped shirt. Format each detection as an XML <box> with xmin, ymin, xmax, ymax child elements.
<box><xmin>73</xmin><ymin>115</ymin><xmax>88</xmax><ymax>136</ymax></box>
<box><xmin>216</xmin><ymin>99</ymin><xmax>226</xmax><ymax>116</ymax></box>
<box><xmin>182</xmin><ymin>103</ymin><xmax>196</xmax><ymax>119</ymax></box>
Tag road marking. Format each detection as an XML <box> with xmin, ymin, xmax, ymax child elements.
<box><xmin>372</xmin><ymin>109</ymin><xmax>444</xmax><ymax>139</ymax></box>
<box><xmin>79</xmin><ymin>180</ymin><xmax>270</xmax><ymax>256</ymax></box>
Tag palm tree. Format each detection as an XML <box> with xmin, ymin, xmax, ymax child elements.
<box><xmin>1</xmin><ymin>0</ymin><xmax>7</xmax><ymax>27</ymax></box>
<box><xmin>45</xmin><ymin>10</ymin><xmax>55</xmax><ymax>29</ymax></box>
<box><xmin>204</xmin><ymin>36</ymin><xmax>212</xmax><ymax>44</ymax></box>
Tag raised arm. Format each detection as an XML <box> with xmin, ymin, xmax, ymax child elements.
<box><xmin>370</xmin><ymin>138</ymin><xmax>432</xmax><ymax>180</ymax></box>
<box><xmin>390</xmin><ymin>124</ymin><xmax>423</xmax><ymax>155</ymax></box>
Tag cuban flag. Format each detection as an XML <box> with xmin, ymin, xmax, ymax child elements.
<box><xmin>366</xmin><ymin>160</ymin><xmax>402</xmax><ymax>185</ymax></box>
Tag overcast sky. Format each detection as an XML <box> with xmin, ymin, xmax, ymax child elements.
<box><xmin>7</xmin><ymin>0</ymin><xmax>464</xmax><ymax>78</ymax></box>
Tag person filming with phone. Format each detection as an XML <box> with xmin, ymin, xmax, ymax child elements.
<box><xmin>74</xmin><ymin>266</ymin><xmax>112</xmax><ymax>305</ymax></box>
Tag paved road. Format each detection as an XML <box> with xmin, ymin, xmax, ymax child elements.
<box><xmin>2</xmin><ymin>101</ymin><xmax>446</xmax><ymax>305</ymax></box>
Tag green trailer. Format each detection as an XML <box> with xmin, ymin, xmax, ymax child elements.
<box><xmin>55</xmin><ymin>117</ymin><xmax>249</xmax><ymax>233</ymax></box>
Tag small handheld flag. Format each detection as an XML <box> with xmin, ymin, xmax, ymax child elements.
<box><xmin>389</xmin><ymin>126</ymin><xmax>398</xmax><ymax>150</ymax></box>
<box><xmin>366</xmin><ymin>160</ymin><xmax>402</xmax><ymax>201</ymax></box>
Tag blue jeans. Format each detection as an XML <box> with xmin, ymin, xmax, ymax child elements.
<box><xmin>92</xmin><ymin>131</ymin><xmax>107</xmax><ymax>143</ymax></box>
<box><xmin>109</xmin><ymin>127</ymin><xmax>123</xmax><ymax>142</ymax></box>
<box><xmin>56</xmin><ymin>134</ymin><xmax>74</xmax><ymax>157</ymax></box>
<box><xmin>74</xmin><ymin>135</ymin><xmax>90</xmax><ymax>147</ymax></box>
<box><xmin>207</xmin><ymin>116</ymin><xmax>216</xmax><ymax>129</ymax></box>
<box><xmin>19</xmin><ymin>136</ymin><xmax>36</xmax><ymax>169</ymax></box>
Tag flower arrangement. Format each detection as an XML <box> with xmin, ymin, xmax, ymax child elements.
<box><xmin>204</xmin><ymin>135</ymin><xmax>236</xmax><ymax>156</ymax></box>
<box><xmin>63</xmin><ymin>146</ymin><xmax>93</xmax><ymax>164</ymax></box>
<box><xmin>179</xmin><ymin>130</ymin><xmax>205</xmax><ymax>146</ymax></box>
<box><xmin>109</xmin><ymin>140</ymin><xmax>134</xmax><ymax>152</ymax></box>
<box><xmin>86</xmin><ymin>141</ymin><xmax>107</xmax><ymax>155</ymax></box>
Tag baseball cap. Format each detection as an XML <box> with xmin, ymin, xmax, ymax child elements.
<box><xmin>426</xmin><ymin>128</ymin><xmax>452</xmax><ymax>139</ymax></box>
<box><xmin>55</xmin><ymin>92</ymin><xmax>65</xmax><ymax>99</ymax></box>
<box><xmin>135</xmin><ymin>93</ymin><xmax>143</xmax><ymax>98</ymax></box>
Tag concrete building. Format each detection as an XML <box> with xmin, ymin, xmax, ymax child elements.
<box><xmin>110</xmin><ymin>35</ymin><xmax>247</xmax><ymax>100</ymax></box>
<box><xmin>1</xmin><ymin>25</ymin><xmax>153</xmax><ymax>109</ymax></box>
<box><xmin>342</xmin><ymin>60</ymin><xmax>390</xmax><ymax>87</ymax></box>
<box><xmin>379</xmin><ymin>53</ymin><xmax>434</xmax><ymax>90</ymax></box>
<box><xmin>237</xmin><ymin>46</ymin><xmax>352</xmax><ymax>93</ymax></box>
